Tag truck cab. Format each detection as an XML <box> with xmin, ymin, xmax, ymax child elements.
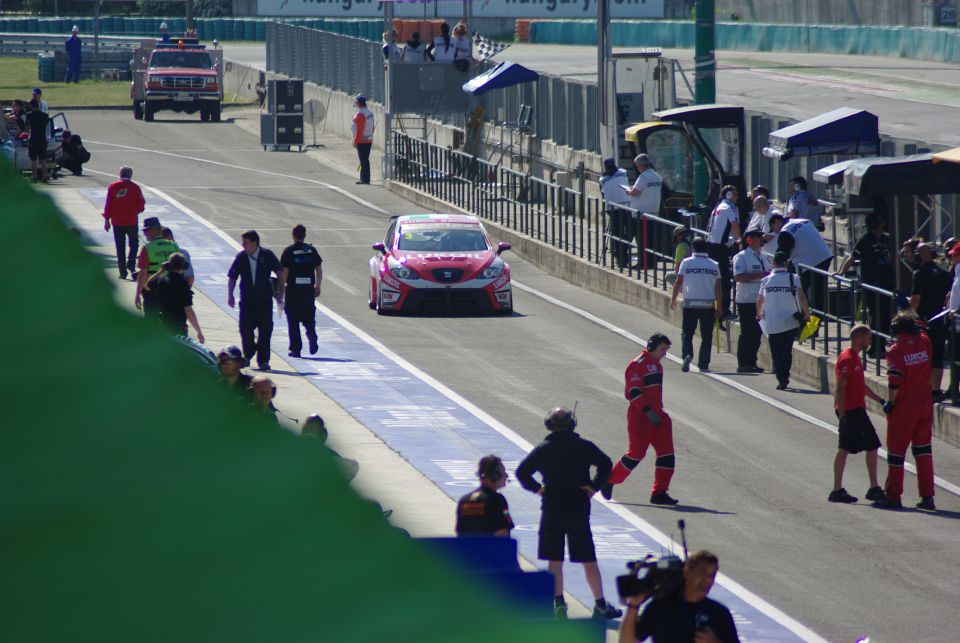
<box><xmin>132</xmin><ymin>39</ymin><xmax>223</xmax><ymax>123</ymax></box>
<box><xmin>625</xmin><ymin>104</ymin><xmax>749</xmax><ymax>220</ymax></box>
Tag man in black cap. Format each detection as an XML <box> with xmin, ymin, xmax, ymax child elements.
<box><xmin>135</xmin><ymin>216</ymin><xmax>179</xmax><ymax>318</ymax></box>
<box><xmin>217</xmin><ymin>345</ymin><xmax>253</xmax><ymax>399</ymax></box>
<box><xmin>280</xmin><ymin>224</ymin><xmax>323</xmax><ymax>358</ymax></box>
<box><xmin>516</xmin><ymin>407</ymin><xmax>621</xmax><ymax>621</ymax></box>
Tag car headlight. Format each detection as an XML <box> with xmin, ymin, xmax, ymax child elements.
<box><xmin>482</xmin><ymin>260</ymin><xmax>503</xmax><ymax>279</ymax></box>
<box><xmin>205</xmin><ymin>77</ymin><xmax>217</xmax><ymax>86</ymax></box>
<box><xmin>390</xmin><ymin>265</ymin><xmax>418</xmax><ymax>280</ymax></box>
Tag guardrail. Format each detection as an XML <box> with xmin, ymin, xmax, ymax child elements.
<box><xmin>0</xmin><ymin>32</ymin><xmax>139</xmax><ymax>56</ymax></box>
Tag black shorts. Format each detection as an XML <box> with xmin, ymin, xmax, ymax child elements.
<box><xmin>839</xmin><ymin>407</ymin><xmax>882</xmax><ymax>454</ymax></box>
<box><xmin>28</xmin><ymin>139</ymin><xmax>48</xmax><ymax>161</ymax></box>
<box><xmin>927</xmin><ymin>321</ymin><xmax>946</xmax><ymax>369</ymax></box>
<box><xmin>538</xmin><ymin>511</ymin><xmax>596</xmax><ymax>563</ymax></box>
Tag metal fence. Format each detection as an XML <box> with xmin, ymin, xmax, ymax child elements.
<box><xmin>267</xmin><ymin>22</ymin><xmax>385</xmax><ymax>105</ymax></box>
<box><xmin>390</xmin><ymin>131</ymin><xmax>946</xmax><ymax>383</ymax></box>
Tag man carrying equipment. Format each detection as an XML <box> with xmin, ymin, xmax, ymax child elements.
<box><xmin>601</xmin><ymin>333</ymin><xmax>677</xmax><ymax>505</ymax></box>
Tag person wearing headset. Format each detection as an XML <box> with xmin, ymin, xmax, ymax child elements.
<box><xmin>785</xmin><ymin>176</ymin><xmax>822</xmax><ymax>229</ymax></box>
<box><xmin>516</xmin><ymin>408</ymin><xmax>621</xmax><ymax>621</ymax></box>
<box><xmin>601</xmin><ymin>333</ymin><xmax>678</xmax><ymax>505</ymax></box>
<box><xmin>706</xmin><ymin>185</ymin><xmax>740</xmax><ymax>321</ymax></box>
<box><xmin>250</xmin><ymin>376</ymin><xmax>279</xmax><ymax>424</ymax></box>
<box><xmin>455</xmin><ymin>455</ymin><xmax>514</xmax><ymax>537</ymax></box>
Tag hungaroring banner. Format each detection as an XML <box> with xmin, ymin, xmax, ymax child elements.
<box><xmin>258</xmin><ymin>0</ymin><xmax>664</xmax><ymax>19</ymax></box>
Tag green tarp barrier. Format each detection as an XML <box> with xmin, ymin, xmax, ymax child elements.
<box><xmin>0</xmin><ymin>164</ymin><xmax>591</xmax><ymax>643</ymax></box>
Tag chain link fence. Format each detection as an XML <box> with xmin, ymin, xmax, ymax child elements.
<box><xmin>267</xmin><ymin>22</ymin><xmax>385</xmax><ymax>105</ymax></box>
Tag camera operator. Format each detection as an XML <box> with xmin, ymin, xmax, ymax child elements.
<box><xmin>619</xmin><ymin>550</ymin><xmax>740</xmax><ymax>643</ymax></box>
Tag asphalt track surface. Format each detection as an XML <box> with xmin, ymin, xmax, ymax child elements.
<box><xmin>223</xmin><ymin>42</ymin><xmax>960</xmax><ymax>147</ymax></box>
<box><xmin>66</xmin><ymin>110</ymin><xmax>960</xmax><ymax>643</ymax></box>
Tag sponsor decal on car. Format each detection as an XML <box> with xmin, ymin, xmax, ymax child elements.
<box><xmin>492</xmin><ymin>274</ymin><xmax>511</xmax><ymax>290</ymax></box>
<box><xmin>382</xmin><ymin>274</ymin><xmax>403</xmax><ymax>290</ymax></box>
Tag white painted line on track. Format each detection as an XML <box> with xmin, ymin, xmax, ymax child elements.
<box><xmin>85</xmin><ymin>139</ymin><xmax>393</xmax><ymax>216</ymax></box>
<box><xmin>109</xmin><ymin>178</ymin><xmax>826</xmax><ymax>643</ymax></box>
<box><xmin>511</xmin><ymin>281</ymin><xmax>960</xmax><ymax>498</ymax></box>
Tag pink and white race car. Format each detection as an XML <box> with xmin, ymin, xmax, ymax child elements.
<box><xmin>368</xmin><ymin>214</ymin><xmax>513</xmax><ymax>314</ymax></box>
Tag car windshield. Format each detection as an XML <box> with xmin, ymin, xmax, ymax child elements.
<box><xmin>149</xmin><ymin>51</ymin><xmax>213</xmax><ymax>69</ymax></box>
<box><xmin>397</xmin><ymin>225</ymin><xmax>488</xmax><ymax>252</ymax></box>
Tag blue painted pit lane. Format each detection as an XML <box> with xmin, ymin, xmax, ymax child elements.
<box><xmin>78</xmin><ymin>187</ymin><xmax>821</xmax><ymax>642</ymax></box>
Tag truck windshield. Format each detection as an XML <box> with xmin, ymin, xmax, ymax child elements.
<box><xmin>149</xmin><ymin>51</ymin><xmax>213</xmax><ymax>69</ymax></box>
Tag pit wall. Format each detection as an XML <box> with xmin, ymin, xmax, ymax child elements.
<box><xmin>529</xmin><ymin>20</ymin><xmax>960</xmax><ymax>65</ymax></box>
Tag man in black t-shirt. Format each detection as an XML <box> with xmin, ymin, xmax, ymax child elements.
<box><xmin>24</xmin><ymin>101</ymin><xmax>50</xmax><ymax>182</ymax></box>
<box><xmin>838</xmin><ymin>214</ymin><xmax>894</xmax><ymax>357</ymax></box>
<box><xmin>620</xmin><ymin>550</ymin><xmax>740</xmax><ymax>643</ymax></box>
<box><xmin>455</xmin><ymin>455</ymin><xmax>514</xmax><ymax>536</ymax></box>
<box><xmin>910</xmin><ymin>243</ymin><xmax>952</xmax><ymax>399</ymax></box>
<box><xmin>279</xmin><ymin>224</ymin><xmax>323</xmax><ymax>358</ymax></box>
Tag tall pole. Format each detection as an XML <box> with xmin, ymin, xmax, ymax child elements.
<box><xmin>93</xmin><ymin>0</ymin><xmax>101</xmax><ymax>81</ymax></box>
<box><xmin>383</xmin><ymin>0</ymin><xmax>394</xmax><ymax>180</ymax></box>
<box><xmin>186</xmin><ymin>0</ymin><xmax>194</xmax><ymax>33</ymax></box>
<box><xmin>693</xmin><ymin>0</ymin><xmax>715</xmax><ymax>205</ymax></box>
<box><xmin>597</xmin><ymin>0</ymin><xmax>616</xmax><ymax>161</ymax></box>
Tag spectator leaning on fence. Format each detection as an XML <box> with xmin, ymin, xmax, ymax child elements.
<box><xmin>836</xmin><ymin>213</ymin><xmax>894</xmax><ymax>358</ymax></box>
<box><xmin>381</xmin><ymin>30</ymin><xmax>401</xmax><ymax>65</ymax></box>
<box><xmin>599</xmin><ymin>157</ymin><xmax>631</xmax><ymax>270</ymax></box>
<box><xmin>910</xmin><ymin>243</ymin><xmax>951</xmax><ymax>400</ymax></box>
<box><xmin>400</xmin><ymin>32</ymin><xmax>426</xmax><ymax>63</ymax></box>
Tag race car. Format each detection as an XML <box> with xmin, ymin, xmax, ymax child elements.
<box><xmin>368</xmin><ymin>214</ymin><xmax>513</xmax><ymax>315</ymax></box>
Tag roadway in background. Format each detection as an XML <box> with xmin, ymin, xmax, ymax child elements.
<box><xmin>222</xmin><ymin>42</ymin><xmax>960</xmax><ymax>147</ymax></box>
<box><xmin>56</xmin><ymin>109</ymin><xmax>960</xmax><ymax>643</ymax></box>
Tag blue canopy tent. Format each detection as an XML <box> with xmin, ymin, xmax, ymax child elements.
<box><xmin>462</xmin><ymin>61</ymin><xmax>539</xmax><ymax>96</ymax></box>
<box><xmin>761</xmin><ymin>107</ymin><xmax>880</xmax><ymax>160</ymax></box>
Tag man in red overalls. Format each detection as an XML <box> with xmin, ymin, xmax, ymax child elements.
<box><xmin>601</xmin><ymin>333</ymin><xmax>677</xmax><ymax>505</ymax></box>
<box><xmin>875</xmin><ymin>312</ymin><xmax>936</xmax><ymax>510</ymax></box>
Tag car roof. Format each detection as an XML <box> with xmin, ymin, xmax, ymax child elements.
<box><xmin>395</xmin><ymin>214</ymin><xmax>481</xmax><ymax>227</ymax></box>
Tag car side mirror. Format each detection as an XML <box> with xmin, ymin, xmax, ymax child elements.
<box><xmin>497</xmin><ymin>241</ymin><xmax>511</xmax><ymax>255</ymax></box>
<box><xmin>372</xmin><ymin>242</ymin><xmax>386</xmax><ymax>254</ymax></box>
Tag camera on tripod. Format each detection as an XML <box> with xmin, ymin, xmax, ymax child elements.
<box><xmin>616</xmin><ymin>554</ymin><xmax>684</xmax><ymax>600</ymax></box>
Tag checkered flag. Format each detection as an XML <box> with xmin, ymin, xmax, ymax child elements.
<box><xmin>472</xmin><ymin>31</ymin><xmax>510</xmax><ymax>62</ymax></box>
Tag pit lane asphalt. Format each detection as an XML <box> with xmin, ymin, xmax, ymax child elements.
<box><xmin>62</xmin><ymin>110</ymin><xmax>960</xmax><ymax>643</ymax></box>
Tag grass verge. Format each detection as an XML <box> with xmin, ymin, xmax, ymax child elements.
<box><xmin>0</xmin><ymin>57</ymin><xmax>255</xmax><ymax>108</ymax></box>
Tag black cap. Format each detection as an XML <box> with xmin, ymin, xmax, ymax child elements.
<box><xmin>743</xmin><ymin>228</ymin><xmax>764</xmax><ymax>240</ymax></box>
<box><xmin>142</xmin><ymin>216</ymin><xmax>162</xmax><ymax>230</ymax></box>
<box><xmin>218</xmin><ymin>345</ymin><xmax>244</xmax><ymax>361</ymax></box>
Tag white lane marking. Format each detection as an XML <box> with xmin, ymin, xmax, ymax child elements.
<box><xmin>84</xmin><ymin>139</ymin><xmax>392</xmax><ymax>216</ymax></box>
<box><xmin>511</xmin><ymin>281</ymin><xmax>960</xmax><ymax>498</ymax></box>
<box><xmin>127</xmin><ymin>180</ymin><xmax>826</xmax><ymax>643</ymax></box>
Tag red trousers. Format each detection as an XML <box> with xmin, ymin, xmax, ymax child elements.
<box><xmin>609</xmin><ymin>404</ymin><xmax>674</xmax><ymax>495</ymax></box>
<box><xmin>884</xmin><ymin>403</ymin><xmax>935</xmax><ymax>501</ymax></box>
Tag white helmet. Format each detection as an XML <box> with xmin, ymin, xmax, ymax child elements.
<box><xmin>160</xmin><ymin>21</ymin><xmax>168</xmax><ymax>30</ymax></box>
<box><xmin>71</xmin><ymin>25</ymin><xmax>79</xmax><ymax>32</ymax></box>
